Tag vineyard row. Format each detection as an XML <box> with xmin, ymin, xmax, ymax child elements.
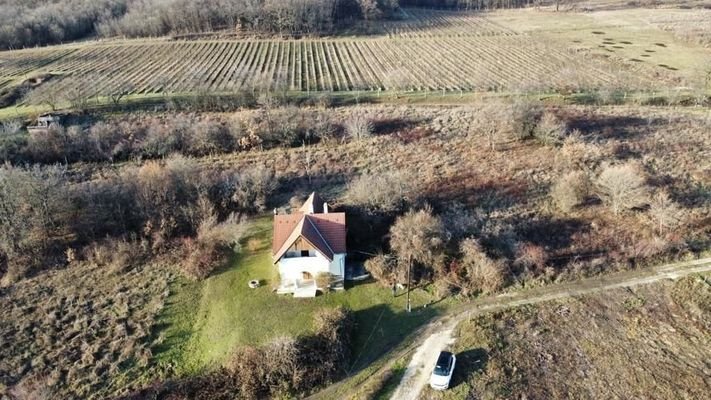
<box><xmin>2</xmin><ymin>37</ymin><xmax>649</xmax><ymax>96</ymax></box>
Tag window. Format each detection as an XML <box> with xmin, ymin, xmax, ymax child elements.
<box><xmin>301</xmin><ymin>250</ymin><xmax>310</xmax><ymax>257</ymax></box>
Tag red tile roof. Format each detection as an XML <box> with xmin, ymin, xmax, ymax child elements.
<box><xmin>272</xmin><ymin>193</ymin><xmax>346</xmax><ymax>263</ymax></box>
<box><xmin>299</xmin><ymin>192</ymin><xmax>326</xmax><ymax>214</ymax></box>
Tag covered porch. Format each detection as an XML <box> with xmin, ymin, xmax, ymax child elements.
<box><xmin>276</xmin><ymin>278</ymin><xmax>318</xmax><ymax>298</ymax></box>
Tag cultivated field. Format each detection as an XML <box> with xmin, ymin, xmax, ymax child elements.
<box><xmin>2</xmin><ymin>6</ymin><xmax>709</xmax><ymax>106</ymax></box>
<box><xmin>429</xmin><ymin>274</ymin><xmax>711</xmax><ymax>399</ymax></box>
<box><xmin>378</xmin><ymin>7</ymin><xmax>517</xmax><ymax>38</ymax></box>
<box><xmin>1</xmin><ymin>37</ymin><xmax>624</xmax><ymax>95</ymax></box>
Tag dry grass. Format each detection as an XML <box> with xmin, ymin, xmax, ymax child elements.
<box><xmin>205</xmin><ymin>103</ymin><xmax>710</xmax><ymax>279</ymax></box>
<box><xmin>428</xmin><ymin>274</ymin><xmax>711</xmax><ymax>399</ymax></box>
<box><xmin>0</xmin><ymin>261</ymin><xmax>174</xmax><ymax>398</ymax></box>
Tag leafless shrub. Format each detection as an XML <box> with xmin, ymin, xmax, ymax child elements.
<box><xmin>551</xmin><ymin>171</ymin><xmax>590</xmax><ymax>212</ymax></box>
<box><xmin>514</xmin><ymin>242</ymin><xmax>548</xmax><ymax>275</ymax></box>
<box><xmin>344</xmin><ymin>113</ymin><xmax>374</xmax><ymax>140</ymax></box>
<box><xmin>509</xmin><ymin>99</ymin><xmax>543</xmax><ymax>140</ymax></box>
<box><xmin>558</xmin><ymin>130</ymin><xmax>603</xmax><ymax>171</ymax></box>
<box><xmin>315</xmin><ymin>272</ymin><xmax>336</xmax><ymax>292</ymax></box>
<box><xmin>533</xmin><ymin>112</ymin><xmax>567</xmax><ymax>146</ymax></box>
<box><xmin>84</xmin><ymin>238</ymin><xmax>146</xmax><ymax>274</ymax></box>
<box><xmin>262</xmin><ymin>336</ymin><xmax>303</xmax><ymax>396</ymax></box>
<box><xmin>595</xmin><ymin>163</ymin><xmax>649</xmax><ymax>215</ymax></box>
<box><xmin>346</xmin><ymin>170</ymin><xmax>419</xmax><ymax>212</ymax></box>
<box><xmin>459</xmin><ymin>238</ymin><xmax>508</xmax><ymax>295</ymax></box>
<box><xmin>182</xmin><ymin>213</ymin><xmax>245</xmax><ymax>280</ymax></box>
<box><xmin>26</xmin><ymin>123</ymin><xmax>70</xmax><ymax>163</ymax></box>
<box><xmin>227</xmin><ymin>346</ymin><xmax>266</xmax><ymax>399</ymax></box>
<box><xmin>0</xmin><ymin>119</ymin><xmax>22</xmax><ymax>137</ymax></box>
<box><xmin>364</xmin><ymin>253</ymin><xmax>400</xmax><ymax>286</ymax></box>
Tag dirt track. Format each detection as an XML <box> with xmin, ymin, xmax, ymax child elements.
<box><xmin>389</xmin><ymin>257</ymin><xmax>711</xmax><ymax>400</ymax></box>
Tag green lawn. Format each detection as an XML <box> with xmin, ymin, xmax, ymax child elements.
<box><xmin>153</xmin><ymin>216</ymin><xmax>446</xmax><ymax>376</ymax></box>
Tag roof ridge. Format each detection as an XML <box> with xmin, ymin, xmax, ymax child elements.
<box><xmin>305</xmin><ymin>214</ymin><xmax>334</xmax><ymax>254</ymax></box>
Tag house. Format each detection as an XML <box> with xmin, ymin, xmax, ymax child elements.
<box><xmin>272</xmin><ymin>192</ymin><xmax>346</xmax><ymax>297</ymax></box>
<box><xmin>27</xmin><ymin>114</ymin><xmax>61</xmax><ymax>133</ymax></box>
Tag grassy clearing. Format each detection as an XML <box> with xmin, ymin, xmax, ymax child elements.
<box><xmin>371</xmin><ymin>361</ymin><xmax>407</xmax><ymax>400</ymax></box>
<box><xmin>424</xmin><ymin>274</ymin><xmax>711</xmax><ymax>400</ymax></box>
<box><xmin>155</xmin><ymin>216</ymin><xmax>446</xmax><ymax>376</ymax></box>
<box><xmin>489</xmin><ymin>8</ymin><xmax>711</xmax><ymax>87</ymax></box>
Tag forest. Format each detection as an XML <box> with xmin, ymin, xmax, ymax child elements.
<box><xmin>0</xmin><ymin>0</ymin><xmax>398</xmax><ymax>50</ymax></box>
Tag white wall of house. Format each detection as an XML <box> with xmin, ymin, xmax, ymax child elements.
<box><xmin>278</xmin><ymin>251</ymin><xmax>345</xmax><ymax>284</ymax></box>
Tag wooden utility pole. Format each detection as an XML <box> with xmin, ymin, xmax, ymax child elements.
<box><xmin>406</xmin><ymin>254</ymin><xmax>412</xmax><ymax>313</ymax></box>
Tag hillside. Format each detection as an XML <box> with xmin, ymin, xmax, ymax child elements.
<box><xmin>0</xmin><ymin>1</ymin><xmax>709</xmax><ymax>399</ymax></box>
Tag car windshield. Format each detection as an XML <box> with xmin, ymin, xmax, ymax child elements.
<box><xmin>433</xmin><ymin>352</ymin><xmax>452</xmax><ymax>376</ymax></box>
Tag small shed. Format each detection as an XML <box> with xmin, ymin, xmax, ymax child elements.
<box><xmin>27</xmin><ymin>114</ymin><xmax>61</xmax><ymax>133</ymax></box>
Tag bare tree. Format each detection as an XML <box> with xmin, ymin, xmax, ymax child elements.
<box><xmin>390</xmin><ymin>206</ymin><xmax>446</xmax><ymax>273</ymax></box>
<box><xmin>648</xmin><ymin>191</ymin><xmax>683</xmax><ymax>235</ymax></box>
<box><xmin>108</xmin><ymin>82</ymin><xmax>135</xmax><ymax>106</ymax></box>
<box><xmin>595</xmin><ymin>163</ymin><xmax>649</xmax><ymax>215</ymax></box>
<box><xmin>25</xmin><ymin>85</ymin><xmax>62</xmax><ymax>111</ymax></box>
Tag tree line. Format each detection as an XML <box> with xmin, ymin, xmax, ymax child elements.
<box><xmin>399</xmin><ymin>0</ymin><xmax>553</xmax><ymax>9</ymax></box>
<box><xmin>0</xmin><ymin>0</ymin><xmax>398</xmax><ymax>50</ymax></box>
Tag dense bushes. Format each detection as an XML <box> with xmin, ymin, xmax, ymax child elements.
<box><xmin>399</xmin><ymin>0</ymin><xmax>552</xmax><ymax>9</ymax></box>
<box><xmin>0</xmin><ymin>0</ymin><xmax>397</xmax><ymax>50</ymax></box>
<box><xmin>365</xmin><ymin>206</ymin><xmax>511</xmax><ymax>298</ymax></box>
<box><xmin>346</xmin><ymin>170</ymin><xmax>421</xmax><ymax>212</ymax></box>
<box><xmin>227</xmin><ymin>307</ymin><xmax>353</xmax><ymax>399</ymax></box>
<box><xmin>123</xmin><ymin>307</ymin><xmax>353</xmax><ymax>399</ymax></box>
<box><xmin>1</xmin><ymin>110</ymin><xmax>339</xmax><ymax>165</ymax></box>
<box><xmin>0</xmin><ymin>157</ymin><xmax>275</xmax><ymax>284</ymax></box>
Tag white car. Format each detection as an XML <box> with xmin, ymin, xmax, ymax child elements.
<box><xmin>429</xmin><ymin>351</ymin><xmax>456</xmax><ymax>390</ymax></box>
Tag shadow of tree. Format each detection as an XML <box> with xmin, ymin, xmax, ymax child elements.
<box><xmin>347</xmin><ymin>303</ymin><xmax>440</xmax><ymax>373</ymax></box>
